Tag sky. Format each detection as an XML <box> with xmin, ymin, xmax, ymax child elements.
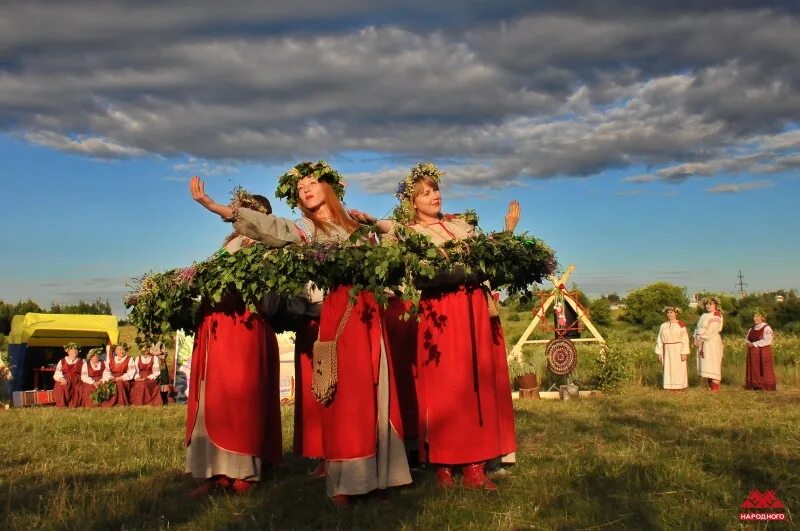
<box><xmin>1</xmin><ymin>1</ymin><xmax>799</xmax><ymax>317</ymax></box>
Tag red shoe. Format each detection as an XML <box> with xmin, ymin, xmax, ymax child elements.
<box><xmin>462</xmin><ymin>463</ymin><xmax>498</xmax><ymax>491</ymax></box>
<box><xmin>215</xmin><ymin>475</ymin><xmax>232</xmax><ymax>489</ymax></box>
<box><xmin>330</xmin><ymin>494</ymin><xmax>350</xmax><ymax>507</ymax></box>
<box><xmin>309</xmin><ymin>460</ymin><xmax>326</xmax><ymax>478</ymax></box>
<box><xmin>189</xmin><ymin>479</ymin><xmax>216</xmax><ymax>498</ymax></box>
<box><xmin>435</xmin><ymin>466</ymin><xmax>455</xmax><ymax>488</ymax></box>
<box><xmin>231</xmin><ymin>479</ymin><xmax>256</xmax><ymax>494</ymax></box>
<box><xmin>710</xmin><ymin>381</ymin><xmax>720</xmax><ymax>392</ymax></box>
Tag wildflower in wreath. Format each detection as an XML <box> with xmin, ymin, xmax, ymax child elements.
<box><xmin>275</xmin><ymin>160</ymin><xmax>346</xmax><ymax>210</ymax></box>
<box><xmin>392</xmin><ymin>162</ymin><xmax>444</xmax><ymax>224</ymax></box>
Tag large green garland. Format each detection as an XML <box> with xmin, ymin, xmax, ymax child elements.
<box><xmin>126</xmin><ymin>227</ymin><xmax>556</xmax><ymax>346</ymax></box>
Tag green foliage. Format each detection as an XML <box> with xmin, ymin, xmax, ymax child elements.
<box><xmin>0</xmin><ymin>299</ymin><xmax>44</xmax><ymax>334</ymax></box>
<box><xmin>49</xmin><ymin>298</ymin><xmax>113</xmax><ymax>315</ymax></box>
<box><xmin>127</xmin><ymin>229</ymin><xmax>557</xmax><ymax>346</ymax></box>
<box><xmin>507</xmin><ymin>355</ymin><xmax>538</xmax><ymax>379</ymax></box>
<box><xmin>586</xmin><ymin>344</ymin><xmax>633</xmax><ymax>390</ymax></box>
<box><xmin>89</xmin><ymin>380</ymin><xmax>117</xmax><ymax>404</ymax></box>
<box><xmin>588</xmin><ymin>298</ymin><xmax>613</xmax><ymax>326</ymax></box>
<box><xmin>623</xmin><ymin>282</ymin><xmax>689</xmax><ymax>330</ymax></box>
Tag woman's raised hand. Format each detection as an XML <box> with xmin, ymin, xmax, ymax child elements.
<box><xmin>190</xmin><ymin>176</ymin><xmax>213</xmax><ymax>209</ymax></box>
<box><xmin>504</xmin><ymin>200</ymin><xmax>521</xmax><ymax>232</ymax></box>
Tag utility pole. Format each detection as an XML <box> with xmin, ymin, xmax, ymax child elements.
<box><xmin>736</xmin><ymin>270</ymin><xmax>747</xmax><ymax>297</ymax></box>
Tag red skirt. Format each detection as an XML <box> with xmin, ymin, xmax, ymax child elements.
<box><xmin>53</xmin><ymin>375</ymin><xmax>82</xmax><ymax>408</ymax></box>
<box><xmin>319</xmin><ymin>286</ymin><xmax>402</xmax><ymax>460</ymax></box>
<box><xmin>416</xmin><ymin>286</ymin><xmax>516</xmax><ymax>464</ymax></box>
<box><xmin>130</xmin><ymin>379</ymin><xmax>164</xmax><ymax>406</ymax></box>
<box><xmin>745</xmin><ymin>345</ymin><xmax>777</xmax><ymax>391</ymax></box>
<box><xmin>383</xmin><ymin>298</ymin><xmax>419</xmax><ymax>441</ymax></box>
<box><xmin>185</xmin><ymin>298</ymin><xmax>282</xmax><ymax>462</ymax></box>
<box><xmin>293</xmin><ymin>318</ymin><xmax>324</xmax><ymax>458</ymax></box>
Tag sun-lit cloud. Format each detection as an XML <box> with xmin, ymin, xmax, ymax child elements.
<box><xmin>705</xmin><ymin>180</ymin><xmax>775</xmax><ymax>194</ymax></box>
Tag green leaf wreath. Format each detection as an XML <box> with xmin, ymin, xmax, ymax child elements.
<box><xmin>90</xmin><ymin>380</ymin><xmax>117</xmax><ymax>405</ymax></box>
<box><xmin>126</xmin><ymin>223</ymin><xmax>556</xmax><ymax>346</ymax></box>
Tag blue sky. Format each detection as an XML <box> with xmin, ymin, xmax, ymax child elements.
<box><xmin>1</xmin><ymin>2</ymin><xmax>799</xmax><ymax>316</ymax></box>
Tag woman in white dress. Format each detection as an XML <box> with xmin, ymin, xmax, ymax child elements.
<box><xmin>655</xmin><ymin>307</ymin><xmax>690</xmax><ymax>390</ymax></box>
<box><xmin>694</xmin><ymin>297</ymin><xmax>724</xmax><ymax>392</ymax></box>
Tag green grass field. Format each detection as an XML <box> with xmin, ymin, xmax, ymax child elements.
<box><xmin>1</xmin><ymin>386</ymin><xmax>798</xmax><ymax>530</ymax></box>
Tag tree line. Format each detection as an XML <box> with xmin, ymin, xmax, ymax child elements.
<box><xmin>0</xmin><ymin>298</ymin><xmax>113</xmax><ymax>336</ymax></box>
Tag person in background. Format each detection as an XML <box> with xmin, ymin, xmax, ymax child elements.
<box><xmin>694</xmin><ymin>297</ymin><xmax>724</xmax><ymax>392</ymax></box>
<box><xmin>80</xmin><ymin>348</ymin><xmax>106</xmax><ymax>407</ymax></box>
<box><xmin>102</xmin><ymin>342</ymin><xmax>135</xmax><ymax>406</ymax></box>
<box><xmin>655</xmin><ymin>307</ymin><xmax>690</xmax><ymax>391</ymax></box>
<box><xmin>53</xmin><ymin>342</ymin><xmax>83</xmax><ymax>408</ymax></box>
<box><xmin>744</xmin><ymin>308</ymin><xmax>777</xmax><ymax>391</ymax></box>
<box><xmin>130</xmin><ymin>344</ymin><xmax>164</xmax><ymax>406</ymax></box>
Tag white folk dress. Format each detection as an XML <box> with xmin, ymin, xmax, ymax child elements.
<box><xmin>694</xmin><ymin>311</ymin><xmax>724</xmax><ymax>381</ymax></box>
<box><xmin>655</xmin><ymin>321</ymin><xmax>690</xmax><ymax>389</ymax></box>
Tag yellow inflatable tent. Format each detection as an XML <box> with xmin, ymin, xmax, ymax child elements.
<box><xmin>8</xmin><ymin>313</ymin><xmax>119</xmax><ymax>392</ymax></box>
<box><xmin>9</xmin><ymin>313</ymin><xmax>119</xmax><ymax>346</ymax></box>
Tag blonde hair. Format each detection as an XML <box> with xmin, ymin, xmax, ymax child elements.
<box><xmin>411</xmin><ymin>175</ymin><xmax>441</xmax><ymax>222</ymax></box>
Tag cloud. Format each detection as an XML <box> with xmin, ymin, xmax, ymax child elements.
<box><xmin>24</xmin><ymin>131</ymin><xmax>145</xmax><ymax>158</ymax></box>
<box><xmin>705</xmin><ymin>180</ymin><xmax>774</xmax><ymax>193</ymax></box>
<box><xmin>1</xmin><ymin>3</ymin><xmax>799</xmax><ymax>189</ymax></box>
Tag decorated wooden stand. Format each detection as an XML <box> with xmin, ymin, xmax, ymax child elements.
<box><xmin>509</xmin><ymin>265</ymin><xmax>605</xmax><ymax>399</ymax></box>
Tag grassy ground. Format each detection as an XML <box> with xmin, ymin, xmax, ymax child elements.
<box><xmin>1</xmin><ymin>386</ymin><xmax>798</xmax><ymax>530</ymax></box>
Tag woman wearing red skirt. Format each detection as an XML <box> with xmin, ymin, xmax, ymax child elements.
<box><xmin>196</xmin><ymin>161</ymin><xmax>412</xmax><ymax>505</ymax></box>
<box><xmin>53</xmin><ymin>342</ymin><xmax>83</xmax><ymax>408</ymax></box>
<box><xmin>102</xmin><ymin>343</ymin><xmax>135</xmax><ymax>407</ymax></box>
<box><xmin>130</xmin><ymin>347</ymin><xmax>164</xmax><ymax>406</ymax></box>
<box><xmin>79</xmin><ymin>348</ymin><xmax>106</xmax><ymax>407</ymax></box>
<box><xmin>745</xmin><ymin>309</ymin><xmax>777</xmax><ymax>391</ymax></box>
<box><xmin>185</xmin><ymin>190</ymin><xmax>284</xmax><ymax>496</ymax></box>
<box><xmin>397</xmin><ymin>163</ymin><xmax>518</xmax><ymax>490</ymax></box>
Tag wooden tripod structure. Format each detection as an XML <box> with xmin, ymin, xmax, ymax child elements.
<box><xmin>509</xmin><ymin>264</ymin><xmax>605</xmax><ymax>364</ymax></box>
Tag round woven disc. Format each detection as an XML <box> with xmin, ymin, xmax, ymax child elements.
<box><xmin>546</xmin><ymin>338</ymin><xmax>578</xmax><ymax>375</ymax></box>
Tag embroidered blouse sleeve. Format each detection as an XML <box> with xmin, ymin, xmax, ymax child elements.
<box><xmin>232</xmin><ymin>207</ymin><xmax>302</xmax><ymax>247</ymax></box>
<box><xmin>80</xmin><ymin>363</ymin><xmax>93</xmax><ymax>385</ymax></box>
<box><xmin>752</xmin><ymin>325</ymin><xmax>774</xmax><ymax>347</ymax></box>
<box><xmin>149</xmin><ymin>356</ymin><xmax>161</xmax><ymax>380</ymax></box>
<box><xmin>53</xmin><ymin>359</ymin><xmax>65</xmax><ymax>382</ymax></box>
<box><xmin>680</xmin><ymin>325</ymin><xmax>690</xmax><ymax>355</ymax></box>
<box><xmin>655</xmin><ymin>324</ymin><xmax>664</xmax><ymax>355</ymax></box>
<box><xmin>122</xmin><ymin>358</ymin><xmax>136</xmax><ymax>381</ymax></box>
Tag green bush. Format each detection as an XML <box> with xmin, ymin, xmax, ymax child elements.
<box><xmin>623</xmin><ymin>282</ymin><xmax>688</xmax><ymax>330</ymax></box>
<box><xmin>589</xmin><ymin>298</ymin><xmax>612</xmax><ymax>326</ymax></box>
<box><xmin>586</xmin><ymin>344</ymin><xmax>633</xmax><ymax>390</ymax></box>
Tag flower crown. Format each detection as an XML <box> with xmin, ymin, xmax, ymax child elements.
<box><xmin>701</xmin><ymin>296</ymin><xmax>721</xmax><ymax>308</ymax></box>
<box><xmin>115</xmin><ymin>341</ymin><xmax>130</xmax><ymax>352</ymax></box>
<box><xmin>661</xmin><ymin>306</ymin><xmax>681</xmax><ymax>315</ymax></box>
<box><xmin>63</xmin><ymin>342</ymin><xmax>80</xmax><ymax>352</ymax></box>
<box><xmin>275</xmin><ymin>161</ymin><xmax>346</xmax><ymax>210</ymax></box>
<box><xmin>231</xmin><ymin>186</ymin><xmax>271</xmax><ymax>215</ymax></box>
<box><xmin>87</xmin><ymin>348</ymin><xmax>103</xmax><ymax>359</ymax></box>
<box><xmin>391</xmin><ymin>162</ymin><xmax>444</xmax><ymax>223</ymax></box>
<box><xmin>752</xmin><ymin>307</ymin><xmax>766</xmax><ymax>318</ymax></box>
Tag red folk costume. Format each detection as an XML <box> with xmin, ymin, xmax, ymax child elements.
<box><xmin>292</xmin><ymin>318</ymin><xmax>324</xmax><ymax>458</ymax></box>
<box><xmin>745</xmin><ymin>323</ymin><xmax>777</xmax><ymax>391</ymax></box>
<box><xmin>80</xmin><ymin>358</ymin><xmax>106</xmax><ymax>407</ymax></box>
<box><xmin>130</xmin><ymin>355</ymin><xmax>164</xmax><ymax>406</ymax></box>
<box><xmin>102</xmin><ymin>354</ymin><xmax>134</xmax><ymax>407</ymax></box>
<box><xmin>185</xmin><ymin>236</ymin><xmax>283</xmax><ymax>482</ymax></box>
<box><xmin>411</xmin><ymin>216</ymin><xmax>517</xmax><ymax>466</ymax></box>
<box><xmin>383</xmin><ymin>297</ymin><xmax>419</xmax><ymax>443</ymax></box>
<box><xmin>53</xmin><ymin>356</ymin><xmax>84</xmax><ymax>408</ymax></box>
<box><xmin>232</xmin><ymin>210</ymin><xmax>412</xmax><ymax>497</ymax></box>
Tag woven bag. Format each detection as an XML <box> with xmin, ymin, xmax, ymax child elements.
<box><xmin>312</xmin><ymin>300</ymin><xmax>354</xmax><ymax>405</ymax></box>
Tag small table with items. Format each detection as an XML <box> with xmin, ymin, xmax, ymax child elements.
<box><xmin>32</xmin><ymin>367</ymin><xmax>55</xmax><ymax>390</ymax></box>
